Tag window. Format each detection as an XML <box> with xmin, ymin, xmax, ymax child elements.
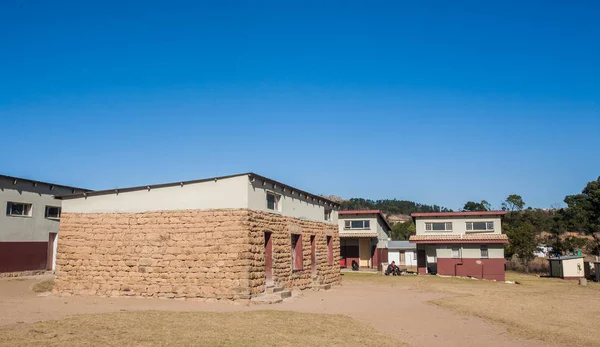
<box><xmin>266</xmin><ymin>192</ymin><xmax>281</xmax><ymax>211</ymax></box>
<box><xmin>6</xmin><ymin>202</ymin><xmax>32</xmax><ymax>217</ymax></box>
<box><xmin>413</xmin><ymin>252</ymin><xmax>417</xmax><ymax>261</ymax></box>
<box><xmin>425</xmin><ymin>222</ymin><xmax>452</xmax><ymax>232</ymax></box>
<box><xmin>45</xmin><ymin>206</ymin><xmax>61</xmax><ymax>220</ymax></box>
<box><xmin>326</xmin><ymin>236</ymin><xmax>333</xmax><ymax>265</ymax></box>
<box><xmin>324</xmin><ymin>209</ymin><xmax>332</xmax><ymax>221</ymax></box>
<box><xmin>466</xmin><ymin>221</ymin><xmax>494</xmax><ymax>231</ymax></box>
<box><xmin>291</xmin><ymin>234</ymin><xmax>303</xmax><ymax>270</ymax></box>
<box><xmin>480</xmin><ymin>246</ymin><xmax>489</xmax><ymax>259</ymax></box>
<box><xmin>452</xmin><ymin>248</ymin><xmax>460</xmax><ymax>258</ymax></box>
<box><xmin>344</xmin><ymin>220</ymin><xmax>371</xmax><ymax>229</ymax></box>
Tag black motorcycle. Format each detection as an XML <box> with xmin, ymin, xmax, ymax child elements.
<box><xmin>351</xmin><ymin>260</ymin><xmax>359</xmax><ymax>271</ymax></box>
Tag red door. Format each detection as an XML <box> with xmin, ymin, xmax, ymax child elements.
<box><xmin>310</xmin><ymin>235</ymin><xmax>316</xmax><ymax>276</ymax></box>
<box><xmin>264</xmin><ymin>232</ymin><xmax>273</xmax><ymax>285</ymax></box>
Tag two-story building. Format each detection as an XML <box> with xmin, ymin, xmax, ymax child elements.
<box><xmin>338</xmin><ymin>210</ymin><xmax>391</xmax><ymax>270</ymax></box>
<box><xmin>0</xmin><ymin>174</ymin><xmax>88</xmax><ymax>273</ymax></box>
<box><xmin>409</xmin><ymin>211</ymin><xmax>508</xmax><ymax>281</ymax></box>
<box><xmin>54</xmin><ymin>173</ymin><xmax>341</xmax><ymax>301</ymax></box>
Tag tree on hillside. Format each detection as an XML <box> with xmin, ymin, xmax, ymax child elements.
<box><xmin>391</xmin><ymin>221</ymin><xmax>416</xmax><ymax>240</ymax></box>
<box><xmin>340</xmin><ymin>198</ymin><xmax>452</xmax><ymax>215</ymax></box>
<box><xmin>505</xmin><ymin>221</ymin><xmax>537</xmax><ymax>268</ymax></box>
<box><xmin>561</xmin><ymin>177</ymin><xmax>600</xmax><ymax>256</ymax></box>
<box><xmin>502</xmin><ymin>195</ymin><xmax>545</xmax><ymax>267</ymax></box>
<box><xmin>502</xmin><ymin>194</ymin><xmax>525</xmax><ymax>211</ymax></box>
<box><xmin>462</xmin><ymin>200</ymin><xmax>490</xmax><ymax>212</ymax></box>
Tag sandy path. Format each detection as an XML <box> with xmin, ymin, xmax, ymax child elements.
<box><xmin>0</xmin><ymin>276</ymin><xmax>547</xmax><ymax>347</ymax></box>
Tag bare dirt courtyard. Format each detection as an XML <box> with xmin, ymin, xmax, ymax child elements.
<box><xmin>0</xmin><ymin>272</ymin><xmax>598</xmax><ymax>346</ymax></box>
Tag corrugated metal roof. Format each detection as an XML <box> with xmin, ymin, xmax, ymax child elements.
<box><xmin>409</xmin><ymin>234</ymin><xmax>508</xmax><ymax>244</ymax></box>
<box><xmin>339</xmin><ymin>232</ymin><xmax>378</xmax><ymax>238</ymax></box>
<box><xmin>388</xmin><ymin>241</ymin><xmax>416</xmax><ymax>250</ymax></box>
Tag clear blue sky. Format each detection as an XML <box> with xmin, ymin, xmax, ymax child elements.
<box><xmin>1</xmin><ymin>1</ymin><xmax>599</xmax><ymax>210</ymax></box>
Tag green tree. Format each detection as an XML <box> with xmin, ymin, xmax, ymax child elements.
<box><xmin>391</xmin><ymin>221</ymin><xmax>416</xmax><ymax>240</ymax></box>
<box><xmin>562</xmin><ymin>176</ymin><xmax>600</xmax><ymax>256</ymax></box>
<box><xmin>504</xmin><ymin>219</ymin><xmax>538</xmax><ymax>268</ymax></box>
<box><xmin>502</xmin><ymin>194</ymin><xmax>525</xmax><ymax>211</ymax></box>
<box><xmin>462</xmin><ymin>200</ymin><xmax>489</xmax><ymax>212</ymax></box>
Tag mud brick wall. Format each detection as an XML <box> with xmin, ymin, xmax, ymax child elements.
<box><xmin>55</xmin><ymin>209</ymin><xmax>253</xmax><ymax>300</ymax></box>
<box><xmin>247</xmin><ymin>211</ymin><xmax>340</xmax><ymax>295</ymax></box>
<box><xmin>55</xmin><ymin>208</ymin><xmax>340</xmax><ymax>300</ymax></box>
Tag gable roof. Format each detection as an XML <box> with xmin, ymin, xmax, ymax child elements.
<box><xmin>55</xmin><ymin>172</ymin><xmax>340</xmax><ymax>208</ymax></box>
<box><xmin>0</xmin><ymin>174</ymin><xmax>89</xmax><ymax>192</ymax></box>
<box><xmin>411</xmin><ymin>211</ymin><xmax>506</xmax><ymax>218</ymax></box>
<box><xmin>339</xmin><ymin>210</ymin><xmax>392</xmax><ymax>230</ymax></box>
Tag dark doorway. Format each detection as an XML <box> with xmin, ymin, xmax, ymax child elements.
<box><xmin>310</xmin><ymin>235</ymin><xmax>316</xmax><ymax>276</ymax></box>
<box><xmin>417</xmin><ymin>250</ymin><xmax>427</xmax><ymax>274</ymax></box>
<box><xmin>264</xmin><ymin>232</ymin><xmax>273</xmax><ymax>285</ymax></box>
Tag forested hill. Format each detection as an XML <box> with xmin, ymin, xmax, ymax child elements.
<box><xmin>338</xmin><ymin>198</ymin><xmax>452</xmax><ymax>215</ymax></box>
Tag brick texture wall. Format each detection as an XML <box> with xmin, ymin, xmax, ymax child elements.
<box><xmin>55</xmin><ymin>209</ymin><xmax>340</xmax><ymax>301</ymax></box>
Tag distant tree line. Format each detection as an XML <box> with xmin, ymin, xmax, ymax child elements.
<box><xmin>340</xmin><ymin>198</ymin><xmax>452</xmax><ymax>215</ymax></box>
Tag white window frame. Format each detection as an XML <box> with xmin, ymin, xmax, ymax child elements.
<box><xmin>466</xmin><ymin>221</ymin><xmax>494</xmax><ymax>232</ymax></box>
<box><xmin>343</xmin><ymin>220</ymin><xmax>371</xmax><ymax>230</ymax></box>
<box><xmin>45</xmin><ymin>206</ymin><xmax>61</xmax><ymax>220</ymax></box>
<box><xmin>452</xmin><ymin>247</ymin><xmax>461</xmax><ymax>258</ymax></box>
<box><xmin>266</xmin><ymin>191</ymin><xmax>282</xmax><ymax>212</ymax></box>
<box><xmin>480</xmin><ymin>246</ymin><xmax>489</xmax><ymax>259</ymax></box>
<box><xmin>6</xmin><ymin>202</ymin><xmax>33</xmax><ymax>217</ymax></box>
<box><xmin>425</xmin><ymin>222</ymin><xmax>452</xmax><ymax>232</ymax></box>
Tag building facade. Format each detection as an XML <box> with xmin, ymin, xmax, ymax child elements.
<box><xmin>0</xmin><ymin>175</ymin><xmax>87</xmax><ymax>273</ymax></box>
<box><xmin>54</xmin><ymin>173</ymin><xmax>341</xmax><ymax>301</ymax></box>
<box><xmin>409</xmin><ymin>211</ymin><xmax>508</xmax><ymax>281</ymax></box>
<box><xmin>388</xmin><ymin>241</ymin><xmax>417</xmax><ymax>268</ymax></box>
<box><xmin>338</xmin><ymin>210</ymin><xmax>391</xmax><ymax>270</ymax></box>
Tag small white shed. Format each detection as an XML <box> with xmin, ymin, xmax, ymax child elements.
<box><xmin>548</xmin><ymin>256</ymin><xmax>585</xmax><ymax>280</ymax></box>
<box><xmin>388</xmin><ymin>241</ymin><xmax>417</xmax><ymax>267</ymax></box>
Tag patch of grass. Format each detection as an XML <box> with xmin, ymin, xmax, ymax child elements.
<box><xmin>344</xmin><ymin>270</ymin><xmax>600</xmax><ymax>346</ymax></box>
<box><xmin>31</xmin><ymin>279</ymin><xmax>55</xmax><ymax>293</ymax></box>
<box><xmin>0</xmin><ymin>311</ymin><xmax>402</xmax><ymax>347</ymax></box>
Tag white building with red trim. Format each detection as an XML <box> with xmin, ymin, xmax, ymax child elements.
<box><xmin>409</xmin><ymin>211</ymin><xmax>508</xmax><ymax>281</ymax></box>
<box><xmin>338</xmin><ymin>210</ymin><xmax>391</xmax><ymax>270</ymax></box>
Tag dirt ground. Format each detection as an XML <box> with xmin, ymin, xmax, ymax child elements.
<box><xmin>0</xmin><ymin>274</ymin><xmax>557</xmax><ymax>347</ymax></box>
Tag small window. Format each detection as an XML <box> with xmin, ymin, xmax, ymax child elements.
<box><xmin>425</xmin><ymin>222</ymin><xmax>452</xmax><ymax>232</ymax></box>
<box><xmin>266</xmin><ymin>192</ymin><xmax>281</xmax><ymax>211</ymax></box>
<box><xmin>6</xmin><ymin>202</ymin><xmax>32</xmax><ymax>217</ymax></box>
<box><xmin>413</xmin><ymin>252</ymin><xmax>417</xmax><ymax>260</ymax></box>
<box><xmin>466</xmin><ymin>221</ymin><xmax>494</xmax><ymax>231</ymax></box>
<box><xmin>324</xmin><ymin>209</ymin><xmax>332</xmax><ymax>221</ymax></box>
<box><xmin>452</xmin><ymin>248</ymin><xmax>460</xmax><ymax>258</ymax></box>
<box><xmin>345</xmin><ymin>220</ymin><xmax>370</xmax><ymax>229</ymax></box>
<box><xmin>45</xmin><ymin>206</ymin><xmax>61</xmax><ymax>220</ymax></box>
<box><xmin>291</xmin><ymin>234</ymin><xmax>303</xmax><ymax>270</ymax></box>
<box><xmin>326</xmin><ymin>236</ymin><xmax>333</xmax><ymax>265</ymax></box>
<box><xmin>480</xmin><ymin>246</ymin><xmax>489</xmax><ymax>259</ymax></box>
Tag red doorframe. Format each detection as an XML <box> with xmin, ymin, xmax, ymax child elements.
<box><xmin>264</xmin><ymin>232</ymin><xmax>273</xmax><ymax>285</ymax></box>
<box><xmin>417</xmin><ymin>250</ymin><xmax>427</xmax><ymax>274</ymax></box>
<box><xmin>310</xmin><ymin>235</ymin><xmax>316</xmax><ymax>276</ymax></box>
<box><xmin>47</xmin><ymin>232</ymin><xmax>57</xmax><ymax>271</ymax></box>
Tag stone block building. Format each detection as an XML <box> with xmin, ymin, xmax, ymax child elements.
<box><xmin>54</xmin><ymin>173</ymin><xmax>341</xmax><ymax>301</ymax></box>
